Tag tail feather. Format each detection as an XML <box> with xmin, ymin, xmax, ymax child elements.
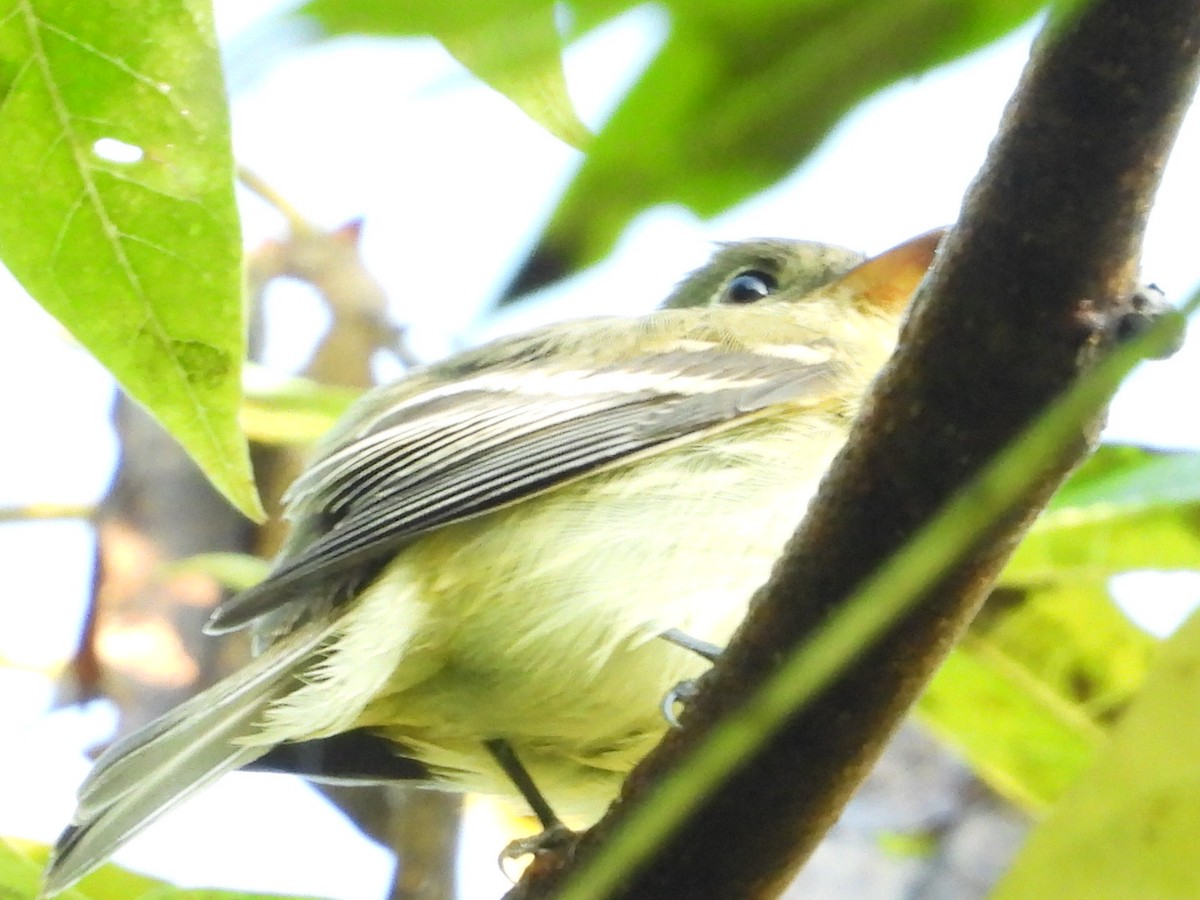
<box><xmin>42</xmin><ymin>622</ymin><xmax>332</xmax><ymax>898</ymax></box>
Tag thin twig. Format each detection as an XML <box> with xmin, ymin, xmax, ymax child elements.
<box><xmin>0</xmin><ymin>503</ymin><xmax>94</xmax><ymax>524</ymax></box>
<box><xmin>237</xmin><ymin>166</ymin><xmax>317</xmax><ymax>235</ymax></box>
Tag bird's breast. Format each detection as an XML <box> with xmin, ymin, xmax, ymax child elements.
<box><xmin>353</xmin><ymin>413</ymin><xmax>847</xmax><ymax>807</ymax></box>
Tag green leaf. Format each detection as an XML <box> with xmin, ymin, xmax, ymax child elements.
<box><xmin>2</xmin><ymin>836</ymin><xmax>324</xmax><ymax>899</ymax></box>
<box><xmin>163</xmin><ymin>551</ymin><xmax>270</xmax><ymax>593</ymax></box>
<box><xmin>301</xmin><ymin>0</ymin><xmax>544</xmax><ymax>34</ymax></box>
<box><xmin>988</xmin><ymin>606</ymin><xmax>1200</xmax><ymax>900</ymax></box>
<box><xmin>506</xmin><ymin>0</ymin><xmax>1056</xmax><ymax>297</ymax></box>
<box><xmin>0</xmin><ymin>1</ymin><xmax>260</xmax><ymax>519</ymax></box>
<box><xmin>877</xmin><ymin>829</ymin><xmax>939</xmax><ymax>859</ymax></box>
<box><xmin>920</xmin><ymin>583</ymin><xmax>1157</xmax><ymax>811</ymax></box>
<box><xmin>241</xmin><ymin>366</ymin><xmax>361</xmax><ymax>446</ymax></box>
<box><xmin>923</xmin><ymin>445</ymin><xmax>1200</xmax><ymax>812</ymax></box>
<box><xmin>1049</xmin><ymin>443</ymin><xmax>1200</xmax><ymax>510</ymax></box>
<box><xmin>300</xmin><ymin>0</ymin><xmax>1071</xmax><ymax>295</ymax></box>
<box><xmin>0</xmin><ymin>837</ymin><xmax>59</xmax><ymax>900</ymax></box>
<box><xmin>301</xmin><ymin>0</ymin><xmax>591</xmax><ymax>149</ymax></box>
<box><xmin>1002</xmin><ymin>445</ymin><xmax>1200</xmax><ymax>584</ymax></box>
<box><xmin>438</xmin><ymin>8</ymin><xmax>592</xmax><ymax>150</ymax></box>
<box><xmin>1004</xmin><ymin>504</ymin><xmax>1200</xmax><ymax>584</ymax></box>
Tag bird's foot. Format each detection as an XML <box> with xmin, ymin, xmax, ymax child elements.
<box><xmin>661</xmin><ymin>678</ymin><xmax>703</xmax><ymax>728</ymax></box>
<box><xmin>498</xmin><ymin>822</ymin><xmax>578</xmax><ymax>882</ymax></box>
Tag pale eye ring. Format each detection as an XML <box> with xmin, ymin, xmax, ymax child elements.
<box><xmin>722</xmin><ymin>270</ymin><xmax>778</xmax><ymax>304</ymax></box>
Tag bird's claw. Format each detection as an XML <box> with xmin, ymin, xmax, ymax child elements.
<box><xmin>661</xmin><ymin>678</ymin><xmax>702</xmax><ymax>728</ymax></box>
<box><xmin>498</xmin><ymin>823</ymin><xmax>577</xmax><ymax>882</ymax></box>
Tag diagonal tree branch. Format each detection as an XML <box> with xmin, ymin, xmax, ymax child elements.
<box><xmin>513</xmin><ymin>1</ymin><xmax>1200</xmax><ymax>897</ymax></box>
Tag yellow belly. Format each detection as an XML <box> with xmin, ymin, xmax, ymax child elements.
<box><xmin>254</xmin><ymin>413</ymin><xmax>845</xmax><ymax>821</ymax></box>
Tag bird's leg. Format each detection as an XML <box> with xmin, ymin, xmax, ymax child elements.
<box><xmin>485</xmin><ymin>738</ymin><xmax>576</xmax><ymax>869</ymax></box>
<box><xmin>658</xmin><ymin>628</ymin><xmax>725</xmax><ymax>728</ymax></box>
<box><xmin>659</xmin><ymin>627</ymin><xmax>723</xmax><ymax>661</ymax></box>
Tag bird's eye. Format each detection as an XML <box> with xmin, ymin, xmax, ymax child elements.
<box><xmin>722</xmin><ymin>270</ymin><xmax>778</xmax><ymax>304</ymax></box>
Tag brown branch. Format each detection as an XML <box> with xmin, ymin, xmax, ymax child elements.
<box><xmin>515</xmin><ymin>1</ymin><xmax>1200</xmax><ymax>897</ymax></box>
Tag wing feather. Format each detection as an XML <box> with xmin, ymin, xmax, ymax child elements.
<box><xmin>208</xmin><ymin>347</ymin><xmax>839</xmax><ymax>634</ymax></box>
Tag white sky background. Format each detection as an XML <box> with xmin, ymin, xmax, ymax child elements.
<box><xmin>2</xmin><ymin>3</ymin><xmax>1199</xmax><ymax>899</ymax></box>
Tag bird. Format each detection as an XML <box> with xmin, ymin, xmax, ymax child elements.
<box><xmin>42</xmin><ymin>227</ymin><xmax>944</xmax><ymax>896</ymax></box>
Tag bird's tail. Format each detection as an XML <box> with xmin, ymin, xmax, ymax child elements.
<box><xmin>41</xmin><ymin>621</ymin><xmax>333</xmax><ymax>898</ymax></box>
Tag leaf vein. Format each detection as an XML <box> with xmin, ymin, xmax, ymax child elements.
<box><xmin>38</xmin><ymin>16</ymin><xmax>191</xmax><ymax>120</ymax></box>
<box><xmin>17</xmin><ymin>0</ymin><xmax>226</xmax><ymax>463</ymax></box>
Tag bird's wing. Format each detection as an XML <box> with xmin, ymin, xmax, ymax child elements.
<box><xmin>208</xmin><ymin>334</ymin><xmax>841</xmax><ymax>633</ymax></box>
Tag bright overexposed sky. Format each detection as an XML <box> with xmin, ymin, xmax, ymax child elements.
<box><xmin>2</xmin><ymin>4</ymin><xmax>1198</xmax><ymax>899</ymax></box>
